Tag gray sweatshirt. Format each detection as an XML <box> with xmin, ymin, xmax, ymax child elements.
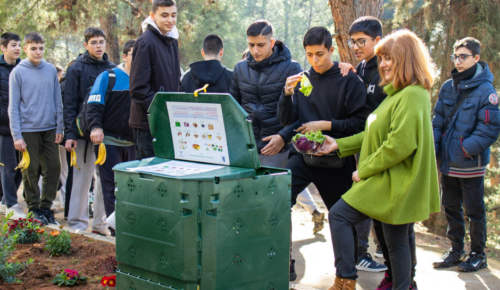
<box><xmin>8</xmin><ymin>59</ymin><xmax>64</xmax><ymax>140</ymax></box>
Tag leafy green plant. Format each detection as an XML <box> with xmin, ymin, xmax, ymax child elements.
<box><xmin>0</xmin><ymin>212</ymin><xmax>34</xmax><ymax>283</ymax></box>
<box><xmin>299</xmin><ymin>74</ymin><xmax>313</xmax><ymax>96</ymax></box>
<box><xmin>44</xmin><ymin>230</ymin><xmax>72</xmax><ymax>256</ymax></box>
<box><xmin>8</xmin><ymin>212</ymin><xmax>44</xmax><ymax>244</ymax></box>
<box><xmin>52</xmin><ymin>269</ymin><xmax>87</xmax><ymax>286</ymax></box>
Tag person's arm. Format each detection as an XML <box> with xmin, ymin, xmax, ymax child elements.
<box><xmin>462</xmin><ymin>88</ymin><xmax>500</xmax><ymax>156</ymax></box>
<box><xmin>53</xmin><ymin>71</ymin><xmax>64</xmax><ymax>143</ymax></box>
<box><xmin>130</xmin><ymin>40</ymin><xmax>155</xmax><ymax>112</ymax></box>
<box><xmin>356</xmin><ymin>87</ymin><xmax>425</xmax><ymax>180</ymax></box>
<box><xmin>336</xmin><ymin>131</ymin><xmax>365</xmax><ymax>157</ymax></box>
<box><xmin>63</xmin><ymin>65</ymin><xmax>80</xmax><ymax>141</ymax></box>
<box><xmin>86</xmin><ymin>71</ymin><xmax>110</xmax><ymax>144</ymax></box>
<box><xmin>330</xmin><ymin>73</ymin><xmax>370</xmax><ymax>136</ymax></box>
<box><xmin>277</xmin><ymin>62</ymin><xmax>303</xmax><ymax>142</ymax></box>
<box><xmin>229</xmin><ymin>65</ymin><xmax>242</xmax><ymax>104</ymax></box>
<box><xmin>8</xmin><ymin>70</ymin><xmax>23</xmax><ymax>141</ymax></box>
<box><xmin>431</xmin><ymin>88</ymin><xmax>446</xmax><ymax>157</ymax></box>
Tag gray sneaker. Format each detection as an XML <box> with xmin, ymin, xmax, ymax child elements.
<box><xmin>6</xmin><ymin>204</ymin><xmax>27</xmax><ymax>220</ymax></box>
<box><xmin>0</xmin><ymin>201</ymin><xmax>6</xmax><ymax>215</ymax></box>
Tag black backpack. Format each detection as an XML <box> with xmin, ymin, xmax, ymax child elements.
<box><xmin>76</xmin><ymin>69</ymin><xmax>116</xmax><ymax>140</ymax></box>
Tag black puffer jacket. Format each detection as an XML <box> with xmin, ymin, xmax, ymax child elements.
<box><xmin>0</xmin><ymin>55</ymin><xmax>20</xmax><ymax>136</ymax></box>
<box><xmin>63</xmin><ymin>51</ymin><xmax>116</xmax><ymax>140</ymax></box>
<box><xmin>229</xmin><ymin>40</ymin><xmax>302</xmax><ymax>152</ymax></box>
<box><xmin>181</xmin><ymin>60</ymin><xmax>233</xmax><ymax>93</ymax></box>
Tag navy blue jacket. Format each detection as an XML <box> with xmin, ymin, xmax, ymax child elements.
<box><xmin>433</xmin><ymin>61</ymin><xmax>500</xmax><ymax>177</ymax></box>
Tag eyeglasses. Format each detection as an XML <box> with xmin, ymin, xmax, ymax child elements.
<box><xmin>88</xmin><ymin>40</ymin><xmax>106</xmax><ymax>46</ymax></box>
<box><xmin>450</xmin><ymin>54</ymin><xmax>473</xmax><ymax>63</ymax></box>
<box><xmin>347</xmin><ymin>38</ymin><xmax>374</xmax><ymax>48</ymax></box>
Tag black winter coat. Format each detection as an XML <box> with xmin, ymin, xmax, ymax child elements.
<box><xmin>229</xmin><ymin>41</ymin><xmax>302</xmax><ymax>152</ymax></box>
<box><xmin>181</xmin><ymin>60</ymin><xmax>233</xmax><ymax>93</ymax></box>
<box><xmin>129</xmin><ymin>25</ymin><xmax>181</xmax><ymax>132</ymax></box>
<box><xmin>63</xmin><ymin>51</ymin><xmax>116</xmax><ymax>140</ymax></box>
<box><xmin>0</xmin><ymin>55</ymin><xmax>20</xmax><ymax>136</ymax></box>
<box><xmin>356</xmin><ymin>56</ymin><xmax>386</xmax><ymax>113</ymax></box>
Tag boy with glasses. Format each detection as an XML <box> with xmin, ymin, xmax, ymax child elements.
<box><xmin>433</xmin><ymin>37</ymin><xmax>500</xmax><ymax>272</ymax></box>
<box><xmin>63</xmin><ymin>27</ymin><xmax>115</xmax><ymax>234</ymax></box>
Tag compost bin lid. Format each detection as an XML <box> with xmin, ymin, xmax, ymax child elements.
<box><xmin>148</xmin><ymin>92</ymin><xmax>261</xmax><ymax>170</ymax></box>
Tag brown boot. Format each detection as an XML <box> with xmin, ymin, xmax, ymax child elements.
<box><xmin>328</xmin><ymin>276</ymin><xmax>356</xmax><ymax>290</ymax></box>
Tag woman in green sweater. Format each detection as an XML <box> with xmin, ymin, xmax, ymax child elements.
<box><xmin>323</xmin><ymin>30</ymin><xmax>440</xmax><ymax>290</ymax></box>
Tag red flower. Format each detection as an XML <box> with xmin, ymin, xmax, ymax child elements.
<box><xmin>107</xmin><ymin>275</ymin><xmax>116</xmax><ymax>287</ymax></box>
<box><xmin>101</xmin><ymin>276</ymin><xmax>109</xmax><ymax>286</ymax></box>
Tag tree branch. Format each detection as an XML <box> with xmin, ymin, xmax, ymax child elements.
<box><xmin>121</xmin><ymin>0</ymin><xmax>147</xmax><ymax>19</ymax></box>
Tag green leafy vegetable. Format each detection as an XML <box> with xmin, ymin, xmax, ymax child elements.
<box><xmin>299</xmin><ymin>75</ymin><xmax>313</xmax><ymax>96</ymax></box>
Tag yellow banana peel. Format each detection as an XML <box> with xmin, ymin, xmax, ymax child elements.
<box><xmin>70</xmin><ymin>149</ymin><xmax>80</xmax><ymax>170</ymax></box>
<box><xmin>15</xmin><ymin>150</ymin><xmax>30</xmax><ymax>171</ymax></box>
<box><xmin>94</xmin><ymin>143</ymin><xmax>106</xmax><ymax>166</ymax></box>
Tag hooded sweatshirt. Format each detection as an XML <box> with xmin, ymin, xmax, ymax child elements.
<box><xmin>356</xmin><ymin>56</ymin><xmax>386</xmax><ymax>113</ymax></box>
<box><xmin>181</xmin><ymin>60</ymin><xmax>233</xmax><ymax>93</ymax></box>
<box><xmin>8</xmin><ymin>59</ymin><xmax>63</xmax><ymax>140</ymax></box>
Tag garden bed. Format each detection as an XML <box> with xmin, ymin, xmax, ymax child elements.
<box><xmin>0</xmin><ymin>225</ymin><xmax>116</xmax><ymax>290</ymax></box>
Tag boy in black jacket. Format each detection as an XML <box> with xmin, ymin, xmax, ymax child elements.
<box><xmin>181</xmin><ymin>34</ymin><xmax>232</xmax><ymax>93</ymax></box>
<box><xmin>130</xmin><ymin>0</ymin><xmax>180</xmax><ymax>160</ymax></box>
<box><xmin>87</xmin><ymin>40</ymin><xmax>136</xmax><ymax>236</ymax></box>
<box><xmin>64</xmin><ymin>27</ymin><xmax>115</xmax><ymax>234</ymax></box>
<box><xmin>0</xmin><ymin>33</ymin><xmax>23</xmax><ymax>220</ymax></box>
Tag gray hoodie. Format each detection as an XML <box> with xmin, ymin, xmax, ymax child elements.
<box><xmin>8</xmin><ymin>59</ymin><xmax>63</xmax><ymax>140</ymax></box>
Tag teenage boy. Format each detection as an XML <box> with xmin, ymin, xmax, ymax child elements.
<box><xmin>339</xmin><ymin>16</ymin><xmax>388</xmax><ymax>274</ymax></box>
<box><xmin>130</xmin><ymin>0</ymin><xmax>180</xmax><ymax>160</ymax></box>
<box><xmin>181</xmin><ymin>34</ymin><xmax>232</xmax><ymax>93</ymax></box>
<box><xmin>8</xmin><ymin>32</ymin><xmax>63</xmax><ymax>225</ymax></box>
<box><xmin>279</xmin><ymin>26</ymin><xmax>370</xmax><ymax>280</ymax></box>
<box><xmin>87</xmin><ymin>40</ymin><xmax>137</xmax><ymax>236</ymax></box>
<box><xmin>433</xmin><ymin>37</ymin><xmax>500</xmax><ymax>272</ymax></box>
<box><xmin>0</xmin><ymin>33</ymin><xmax>23</xmax><ymax>220</ymax></box>
<box><xmin>64</xmin><ymin>27</ymin><xmax>115</xmax><ymax>233</ymax></box>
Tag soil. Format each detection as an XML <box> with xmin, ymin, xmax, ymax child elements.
<box><xmin>0</xmin><ymin>229</ymin><xmax>116</xmax><ymax>290</ymax></box>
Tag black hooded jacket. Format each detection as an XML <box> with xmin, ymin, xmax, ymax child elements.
<box><xmin>278</xmin><ymin>62</ymin><xmax>370</xmax><ymax>142</ymax></box>
<box><xmin>129</xmin><ymin>25</ymin><xmax>181</xmax><ymax>132</ymax></box>
<box><xmin>63</xmin><ymin>51</ymin><xmax>116</xmax><ymax>140</ymax></box>
<box><xmin>0</xmin><ymin>55</ymin><xmax>20</xmax><ymax>136</ymax></box>
<box><xmin>229</xmin><ymin>40</ymin><xmax>302</xmax><ymax>152</ymax></box>
<box><xmin>181</xmin><ymin>60</ymin><xmax>233</xmax><ymax>93</ymax></box>
<box><xmin>355</xmin><ymin>56</ymin><xmax>386</xmax><ymax>112</ymax></box>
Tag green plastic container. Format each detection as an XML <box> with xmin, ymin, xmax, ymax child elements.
<box><xmin>114</xmin><ymin>92</ymin><xmax>291</xmax><ymax>290</ymax></box>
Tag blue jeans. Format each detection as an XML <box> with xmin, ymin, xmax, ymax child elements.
<box><xmin>0</xmin><ymin>135</ymin><xmax>22</xmax><ymax>207</ymax></box>
<box><xmin>356</xmin><ymin>218</ymin><xmax>373</xmax><ymax>257</ymax></box>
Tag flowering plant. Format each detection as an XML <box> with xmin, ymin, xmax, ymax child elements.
<box><xmin>8</xmin><ymin>213</ymin><xmax>44</xmax><ymax>244</ymax></box>
<box><xmin>101</xmin><ymin>275</ymin><xmax>117</xmax><ymax>288</ymax></box>
<box><xmin>52</xmin><ymin>269</ymin><xmax>87</xmax><ymax>286</ymax></box>
<box><xmin>44</xmin><ymin>229</ymin><xmax>72</xmax><ymax>256</ymax></box>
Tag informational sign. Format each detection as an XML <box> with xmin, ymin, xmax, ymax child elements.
<box><xmin>166</xmin><ymin>102</ymin><xmax>230</xmax><ymax>165</ymax></box>
<box><xmin>128</xmin><ymin>160</ymin><xmax>224</xmax><ymax>177</ymax></box>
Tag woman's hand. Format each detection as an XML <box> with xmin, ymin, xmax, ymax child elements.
<box><xmin>317</xmin><ymin>136</ymin><xmax>338</xmax><ymax>155</ymax></box>
<box><xmin>352</xmin><ymin>170</ymin><xmax>361</xmax><ymax>183</ymax></box>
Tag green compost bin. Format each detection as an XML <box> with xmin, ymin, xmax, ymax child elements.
<box><xmin>114</xmin><ymin>92</ymin><xmax>292</xmax><ymax>290</ymax></box>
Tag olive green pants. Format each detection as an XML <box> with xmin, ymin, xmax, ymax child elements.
<box><xmin>21</xmin><ymin>129</ymin><xmax>60</xmax><ymax>210</ymax></box>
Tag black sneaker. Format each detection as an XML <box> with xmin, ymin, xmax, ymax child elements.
<box><xmin>356</xmin><ymin>253</ymin><xmax>387</xmax><ymax>272</ymax></box>
<box><xmin>40</xmin><ymin>207</ymin><xmax>60</xmax><ymax>225</ymax></box>
<box><xmin>458</xmin><ymin>252</ymin><xmax>488</xmax><ymax>272</ymax></box>
<box><xmin>29</xmin><ymin>208</ymin><xmax>49</xmax><ymax>225</ymax></box>
<box><xmin>433</xmin><ymin>249</ymin><xmax>465</xmax><ymax>268</ymax></box>
<box><xmin>289</xmin><ymin>259</ymin><xmax>297</xmax><ymax>281</ymax></box>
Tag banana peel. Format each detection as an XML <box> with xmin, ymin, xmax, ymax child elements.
<box><xmin>94</xmin><ymin>143</ymin><xmax>106</xmax><ymax>166</ymax></box>
<box><xmin>70</xmin><ymin>149</ymin><xmax>80</xmax><ymax>170</ymax></box>
<box><xmin>299</xmin><ymin>74</ymin><xmax>313</xmax><ymax>96</ymax></box>
<box><xmin>15</xmin><ymin>150</ymin><xmax>30</xmax><ymax>171</ymax></box>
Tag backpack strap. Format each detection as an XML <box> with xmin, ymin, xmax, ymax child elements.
<box><xmin>104</xmin><ymin>69</ymin><xmax>116</xmax><ymax>103</ymax></box>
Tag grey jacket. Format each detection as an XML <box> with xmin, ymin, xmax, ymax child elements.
<box><xmin>8</xmin><ymin>59</ymin><xmax>63</xmax><ymax>140</ymax></box>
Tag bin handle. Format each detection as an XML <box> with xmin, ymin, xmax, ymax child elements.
<box><xmin>194</xmin><ymin>84</ymin><xmax>209</xmax><ymax>97</ymax></box>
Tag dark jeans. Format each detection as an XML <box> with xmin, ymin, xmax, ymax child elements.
<box><xmin>356</xmin><ymin>218</ymin><xmax>373</xmax><ymax>257</ymax></box>
<box><xmin>329</xmin><ymin>199</ymin><xmax>411</xmax><ymax>290</ymax></box>
<box><xmin>441</xmin><ymin>174</ymin><xmax>486</xmax><ymax>254</ymax></box>
<box><xmin>133</xmin><ymin>129</ymin><xmax>155</xmax><ymax>160</ymax></box>
<box><xmin>95</xmin><ymin>144</ymin><xmax>136</xmax><ymax>217</ymax></box>
<box><xmin>0</xmin><ymin>135</ymin><xmax>22</xmax><ymax>207</ymax></box>
<box><xmin>286</xmin><ymin>153</ymin><xmax>356</xmax><ymax>209</ymax></box>
<box><xmin>373</xmin><ymin>220</ymin><xmax>416</xmax><ymax>284</ymax></box>
<box><xmin>22</xmin><ymin>130</ymin><xmax>60</xmax><ymax>210</ymax></box>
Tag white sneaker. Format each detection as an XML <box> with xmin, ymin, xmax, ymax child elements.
<box><xmin>0</xmin><ymin>202</ymin><xmax>6</xmax><ymax>215</ymax></box>
<box><xmin>6</xmin><ymin>204</ymin><xmax>27</xmax><ymax>220</ymax></box>
<box><xmin>106</xmin><ymin>211</ymin><xmax>116</xmax><ymax>230</ymax></box>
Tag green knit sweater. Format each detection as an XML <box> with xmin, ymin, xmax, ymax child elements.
<box><xmin>337</xmin><ymin>83</ymin><xmax>440</xmax><ymax>224</ymax></box>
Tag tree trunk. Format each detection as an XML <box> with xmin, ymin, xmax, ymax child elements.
<box><xmin>303</xmin><ymin>0</ymin><xmax>314</xmax><ymax>69</ymax></box>
<box><xmin>356</xmin><ymin>0</ymin><xmax>384</xmax><ymax>18</ymax></box>
<box><xmin>329</xmin><ymin>0</ymin><xmax>358</xmax><ymax>65</ymax></box>
<box><xmin>100</xmin><ymin>12</ymin><xmax>120</xmax><ymax>65</ymax></box>
<box><xmin>261</xmin><ymin>0</ymin><xmax>267</xmax><ymax>19</ymax></box>
<box><xmin>283</xmin><ymin>0</ymin><xmax>290</xmax><ymax>44</ymax></box>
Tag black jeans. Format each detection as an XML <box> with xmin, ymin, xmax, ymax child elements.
<box><xmin>329</xmin><ymin>199</ymin><xmax>411</xmax><ymax>290</ymax></box>
<box><xmin>133</xmin><ymin>128</ymin><xmax>155</xmax><ymax>160</ymax></box>
<box><xmin>373</xmin><ymin>220</ymin><xmax>416</xmax><ymax>284</ymax></box>
<box><xmin>0</xmin><ymin>135</ymin><xmax>22</xmax><ymax>207</ymax></box>
<box><xmin>441</xmin><ymin>174</ymin><xmax>486</xmax><ymax>254</ymax></box>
